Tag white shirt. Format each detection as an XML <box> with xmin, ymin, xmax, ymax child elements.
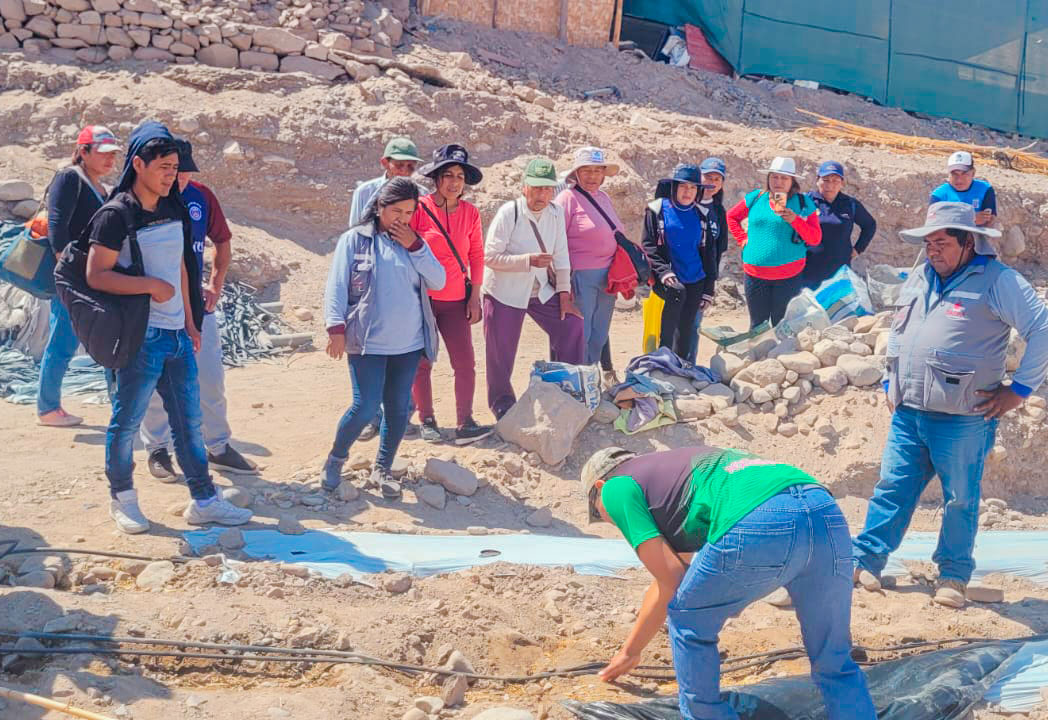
<box><xmin>482</xmin><ymin>198</ymin><xmax>571</xmax><ymax>309</ymax></box>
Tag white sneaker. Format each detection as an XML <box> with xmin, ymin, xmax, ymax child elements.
<box><xmin>110</xmin><ymin>489</ymin><xmax>150</xmax><ymax>534</ymax></box>
<box><xmin>183</xmin><ymin>496</ymin><xmax>253</xmax><ymax>526</ymax></box>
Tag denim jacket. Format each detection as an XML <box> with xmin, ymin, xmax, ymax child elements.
<box><xmin>324</xmin><ymin>225</ymin><xmax>445</xmax><ymax>361</ymax></box>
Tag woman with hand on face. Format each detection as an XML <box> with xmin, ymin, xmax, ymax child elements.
<box><xmin>726</xmin><ymin>157</ymin><xmax>821</xmax><ymax>328</ymax></box>
<box><xmin>409</xmin><ymin>144</ymin><xmax>491</xmax><ymax>446</ymax></box>
<box><xmin>642</xmin><ymin>164</ymin><xmax>720</xmax><ymax>360</ymax></box>
<box><xmin>322</xmin><ymin>178</ymin><xmax>446</xmax><ymax>501</ymax></box>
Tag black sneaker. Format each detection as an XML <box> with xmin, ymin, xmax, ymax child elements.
<box><xmin>207</xmin><ymin>444</ymin><xmax>259</xmax><ymax>475</ymax></box>
<box><xmin>419</xmin><ymin>418</ymin><xmax>443</xmax><ymax>444</ymax></box>
<box><xmin>403</xmin><ymin>422</ymin><xmax>419</xmax><ymax>438</ymax></box>
<box><xmin>147</xmin><ymin>448</ymin><xmax>178</xmax><ymax>483</ymax></box>
<box><xmin>454</xmin><ymin>419</ymin><xmax>493</xmax><ymax>446</ymax></box>
<box><xmin>358</xmin><ymin>422</ymin><xmax>380</xmax><ymax>442</ymax></box>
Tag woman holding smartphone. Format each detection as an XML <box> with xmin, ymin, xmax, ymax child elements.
<box><xmin>726</xmin><ymin>156</ymin><xmax>821</xmax><ymax>328</ymax></box>
<box><xmin>322</xmin><ymin>178</ymin><xmax>446</xmax><ymax>501</ymax></box>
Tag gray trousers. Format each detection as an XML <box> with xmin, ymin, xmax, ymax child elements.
<box><xmin>571</xmin><ymin>267</ymin><xmax>616</xmax><ymax>366</ymax></box>
<box><xmin>140</xmin><ymin>311</ymin><xmax>231</xmax><ymax>454</ymax></box>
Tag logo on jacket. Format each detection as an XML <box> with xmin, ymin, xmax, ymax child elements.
<box><xmin>945</xmin><ymin>302</ymin><xmax>967</xmax><ymax>319</ymax></box>
<box><xmin>188</xmin><ymin>202</ymin><xmax>204</xmax><ymax>223</ymax></box>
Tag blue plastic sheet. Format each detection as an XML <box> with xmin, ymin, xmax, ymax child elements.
<box><xmin>984</xmin><ymin>639</ymin><xmax>1048</xmax><ymax>712</ymax></box>
<box><xmin>182</xmin><ymin>529</ymin><xmax>1048</xmax><ymax>587</ymax></box>
<box><xmin>182</xmin><ymin>529</ymin><xmax>642</xmax><ymax>579</ymax></box>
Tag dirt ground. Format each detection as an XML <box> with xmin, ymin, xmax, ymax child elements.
<box><xmin>3</xmin><ymin>11</ymin><xmax>1048</xmax><ymax>720</ymax></box>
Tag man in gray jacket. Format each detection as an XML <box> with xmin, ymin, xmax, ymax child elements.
<box><xmin>853</xmin><ymin>202</ymin><xmax>1048</xmax><ymax>608</ymax></box>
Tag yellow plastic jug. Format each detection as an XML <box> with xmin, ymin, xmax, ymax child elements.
<box><xmin>641</xmin><ymin>293</ymin><xmax>664</xmax><ymax>354</ymax></box>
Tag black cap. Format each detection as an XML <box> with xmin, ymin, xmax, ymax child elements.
<box><xmin>175</xmin><ymin>138</ymin><xmax>199</xmax><ymax>173</ymax></box>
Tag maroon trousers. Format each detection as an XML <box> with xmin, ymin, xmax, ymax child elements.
<box><xmin>412</xmin><ymin>298</ymin><xmax>477</xmax><ymax>427</ymax></box>
<box><xmin>483</xmin><ymin>293</ymin><xmax>584</xmax><ymax>418</ymax></box>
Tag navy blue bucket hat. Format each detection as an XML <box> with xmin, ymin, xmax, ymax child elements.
<box><xmin>419</xmin><ymin>143</ymin><xmax>483</xmax><ymax>185</ymax></box>
<box><xmin>655</xmin><ymin>163</ymin><xmax>712</xmax><ymax>200</ymax></box>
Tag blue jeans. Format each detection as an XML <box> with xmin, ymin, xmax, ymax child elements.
<box><xmin>141</xmin><ymin>312</ymin><xmax>232</xmax><ymax>453</ymax></box>
<box><xmin>667</xmin><ymin>486</ymin><xmax>875</xmax><ymax>720</ymax></box>
<box><xmin>106</xmin><ymin>328</ymin><xmax>215</xmax><ymax>501</ymax></box>
<box><xmin>572</xmin><ymin>267</ymin><xmax>616</xmax><ymax>365</ymax></box>
<box><xmin>37</xmin><ymin>300</ymin><xmax>80</xmax><ymax>415</ymax></box>
<box><xmin>331</xmin><ymin>350</ymin><xmax>422</xmax><ymax>469</ymax></box>
<box><xmin>853</xmin><ymin>406</ymin><xmax>998</xmax><ymax>584</ymax></box>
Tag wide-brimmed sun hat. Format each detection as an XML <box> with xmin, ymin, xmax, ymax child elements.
<box><xmin>419</xmin><ymin>143</ymin><xmax>483</xmax><ymax>185</ymax></box>
<box><xmin>564</xmin><ymin>146</ymin><xmax>620</xmax><ymax>184</ymax></box>
<box><xmin>581</xmin><ymin>447</ymin><xmax>636</xmax><ymax>523</ymax></box>
<box><xmin>655</xmin><ymin>163</ymin><xmax>712</xmax><ymax>201</ymax></box>
<box><xmin>765</xmin><ymin>156</ymin><xmax>800</xmax><ymax>178</ymax></box>
<box><xmin>900</xmin><ymin>201</ymin><xmax>1001</xmax><ymax>254</ymax></box>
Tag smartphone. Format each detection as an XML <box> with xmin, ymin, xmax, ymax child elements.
<box><xmin>772</xmin><ymin>192</ymin><xmax>787</xmax><ymax>210</ymax></box>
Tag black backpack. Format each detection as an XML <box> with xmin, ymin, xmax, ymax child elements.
<box><xmin>54</xmin><ymin>197</ymin><xmax>151</xmax><ymax>369</ymax></box>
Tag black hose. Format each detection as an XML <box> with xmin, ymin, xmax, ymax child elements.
<box><xmin>0</xmin><ymin>645</ymin><xmax>603</xmax><ymax>683</ymax></box>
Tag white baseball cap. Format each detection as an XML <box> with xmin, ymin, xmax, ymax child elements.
<box><xmin>765</xmin><ymin>156</ymin><xmax>799</xmax><ymax>178</ymax></box>
<box><xmin>947</xmin><ymin>151</ymin><xmax>974</xmax><ymax>171</ymax></box>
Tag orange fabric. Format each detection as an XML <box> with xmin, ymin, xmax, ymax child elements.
<box><xmin>606</xmin><ymin>244</ymin><xmax>638</xmax><ymax>299</ymax></box>
<box><xmin>26</xmin><ymin>213</ymin><xmax>48</xmax><ymax>239</ymax></box>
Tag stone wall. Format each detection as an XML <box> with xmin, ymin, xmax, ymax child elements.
<box><xmin>0</xmin><ymin>0</ymin><xmax>410</xmax><ymax>80</ymax></box>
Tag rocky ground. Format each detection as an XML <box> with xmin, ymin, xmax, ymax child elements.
<box><xmin>3</xmin><ymin>7</ymin><xmax>1048</xmax><ymax>719</ymax></box>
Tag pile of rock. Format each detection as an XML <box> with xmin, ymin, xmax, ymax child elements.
<box><xmin>0</xmin><ymin>0</ymin><xmax>410</xmax><ymax>80</ymax></box>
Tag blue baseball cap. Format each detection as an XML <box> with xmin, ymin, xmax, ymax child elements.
<box><xmin>818</xmin><ymin>160</ymin><xmax>845</xmax><ymax>178</ymax></box>
<box><xmin>699</xmin><ymin>157</ymin><xmax>726</xmax><ymax>176</ymax></box>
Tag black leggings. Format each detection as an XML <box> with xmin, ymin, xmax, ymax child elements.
<box><xmin>656</xmin><ymin>281</ymin><xmax>704</xmax><ymax>358</ymax></box>
<box><xmin>600</xmin><ymin>340</ymin><xmax>613</xmax><ymax>371</ymax></box>
<box><xmin>744</xmin><ymin>274</ymin><xmax>804</xmax><ymax>329</ymax></box>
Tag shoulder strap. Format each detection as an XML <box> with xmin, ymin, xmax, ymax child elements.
<box><xmin>527</xmin><ymin>218</ymin><xmax>549</xmax><ymax>253</ymax></box>
<box><xmin>420</xmin><ymin>201</ymin><xmax>467</xmax><ymax>277</ymax></box>
<box><xmin>513</xmin><ymin>198</ymin><xmax>519</xmax><ymax>226</ymax></box>
<box><xmin>746</xmin><ymin>190</ymin><xmax>765</xmax><ymax>211</ymax></box>
<box><xmin>109</xmin><ymin>196</ymin><xmax>143</xmax><ymax>271</ymax></box>
<box><xmin>573</xmin><ymin>186</ymin><xmax>619</xmax><ymax>232</ymax></box>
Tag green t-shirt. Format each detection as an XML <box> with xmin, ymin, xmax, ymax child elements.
<box><xmin>600</xmin><ymin>445</ymin><xmax>819</xmax><ymax>553</ymax></box>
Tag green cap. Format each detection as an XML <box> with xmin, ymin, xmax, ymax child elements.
<box><xmin>523</xmin><ymin>157</ymin><xmax>558</xmax><ymax>187</ymax></box>
<box><xmin>383</xmin><ymin>137</ymin><xmax>422</xmax><ymax>162</ymax></box>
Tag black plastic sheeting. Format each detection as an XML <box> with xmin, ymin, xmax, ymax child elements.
<box><xmin>564</xmin><ymin>642</ymin><xmax>1021</xmax><ymax>720</ymax></box>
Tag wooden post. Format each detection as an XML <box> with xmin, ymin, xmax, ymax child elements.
<box><xmin>0</xmin><ymin>686</ymin><xmax>118</xmax><ymax>720</ymax></box>
<box><xmin>559</xmin><ymin>0</ymin><xmax>569</xmax><ymax>42</ymax></box>
<box><xmin>611</xmin><ymin>0</ymin><xmax>624</xmax><ymax>45</ymax></box>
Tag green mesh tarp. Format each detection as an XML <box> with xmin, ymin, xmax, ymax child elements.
<box><xmin>623</xmin><ymin>0</ymin><xmax>1048</xmax><ymax>138</ymax></box>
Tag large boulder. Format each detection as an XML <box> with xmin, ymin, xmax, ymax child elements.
<box><xmin>709</xmin><ymin>352</ymin><xmax>746</xmax><ymax>382</ymax></box>
<box><xmin>777</xmin><ymin>351</ymin><xmax>819</xmax><ymax>375</ymax></box>
<box><xmin>699</xmin><ymin>383</ymin><xmax>735</xmax><ymax>410</ymax></box>
<box><xmin>836</xmin><ymin>354</ymin><xmax>882</xmax><ymax>387</ymax></box>
<box><xmin>253</xmin><ymin>27</ymin><xmax>306</xmax><ymax>54</ymax></box>
<box><xmin>813</xmin><ymin>339</ymin><xmax>850</xmax><ymax>366</ymax></box>
<box><xmin>0</xmin><ymin>181</ymin><xmax>34</xmax><ymax>202</ymax></box>
<box><xmin>496</xmin><ymin>381</ymin><xmax>592</xmax><ymax>465</ymax></box>
<box><xmin>739</xmin><ymin>358</ymin><xmax>787</xmax><ymax>387</ymax></box>
<box><xmin>423</xmin><ymin>459</ymin><xmax>477</xmax><ymax>496</ymax></box>
<box><xmin>813</xmin><ymin>366</ymin><xmax>848</xmax><ymax>394</ymax></box>
<box><xmin>279</xmin><ymin>55</ymin><xmax>346</xmax><ymax>81</ymax></box>
<box><xmin>197</xmin><ymin>43</ymin><xmax>238</xmax><ymax>68</ymax></box>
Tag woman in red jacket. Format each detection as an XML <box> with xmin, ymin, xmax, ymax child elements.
<box><xmin>409</xmin><ymin>144</ymin><xmax>492</xmax><ymax>445</ymax></box>
<box><xmin>726</xmin><ymin>156</ymin><xmax>821</xmax><ymax>328</ymax></box>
